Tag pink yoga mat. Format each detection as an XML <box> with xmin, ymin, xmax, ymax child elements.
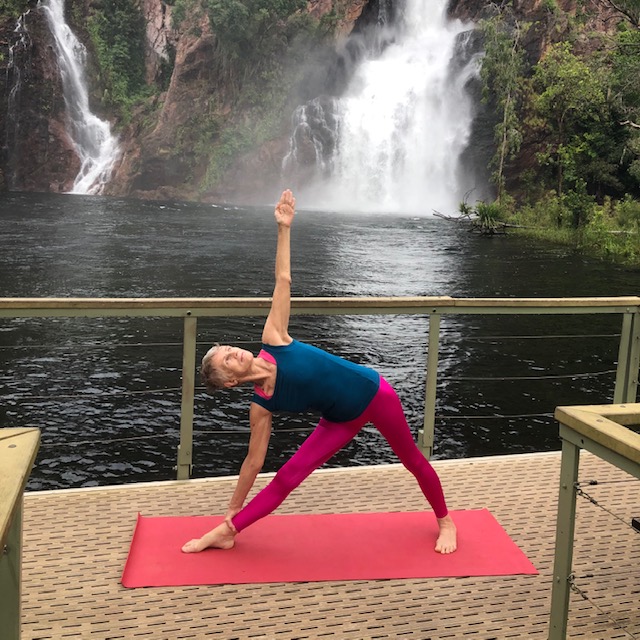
<box><xmin>121</xmin><ymin>509</ymin><xmax>537</xmax><ymax>588</ymax></box>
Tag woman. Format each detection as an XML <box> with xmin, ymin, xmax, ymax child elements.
<box><xmin>182</xmin><ymin>189</ymin><xmax>457</xmax><ymax>554</ymax></box>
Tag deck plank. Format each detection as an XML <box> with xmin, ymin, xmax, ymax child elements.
<box><xmin>22</xmin><ymin>452</ymin><xmax>640</xmax><ymax>639</ymax></box>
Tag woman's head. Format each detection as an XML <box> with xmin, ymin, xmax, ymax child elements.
<box><xmin>200</xmin><ymin>344</ymin><xmax>255</xmax><ymax>393</ymax></box>
<box><xmin>201</xmin><ymin>344</ymin><xmax>231</xmax><ymax>393</ymax></box>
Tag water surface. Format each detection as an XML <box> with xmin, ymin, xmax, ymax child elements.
<box><xmin>0</xmin><ymin>192</ymin><xmax>637</xmax><ymax>489</ymax></box>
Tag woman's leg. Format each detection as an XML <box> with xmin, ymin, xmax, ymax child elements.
<box><xmin>363</xmin><ymin>378</ymin><xmax>456</xmax><ymax>553</ymax></box>
<box><xmin>232</xmin><ymin>417</ymin><xmax>363</xmax><ymax>532</ymax></box>
<box><xmin>364</xmin><ymin>377</ymin><xmax>448</xmax><ymax>518</ymax></box>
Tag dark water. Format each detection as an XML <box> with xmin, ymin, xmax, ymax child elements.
<box><xmin>0</xmin><ymin>192</ymin><xmax>637</xmax><ymax>490</ymax></box>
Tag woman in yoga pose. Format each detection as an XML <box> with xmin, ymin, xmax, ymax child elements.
<box><xmin>182</xmin><ymin>189</ymin><xmax>457</xmax><ymax>554</ymax></box>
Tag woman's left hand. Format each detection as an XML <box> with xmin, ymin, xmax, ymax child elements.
<box><xmin>275</xmin><ymin>189</ymin><xmax>295</xmax><ymax>227</ymax></box>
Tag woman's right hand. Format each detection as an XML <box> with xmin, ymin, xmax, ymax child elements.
<box><xmin>224</xmin><ymin>507</ymin><xmax>241</xmax><ymax>532</ymax></box>
<box><xmin>275</xmin><ymin>189</ymin><xmax>295</xmax><ymax>227</ymax></box>
<box><xmin>225</xmin><ymin>506</ymin><xmax>241</xmax><ymax>520</ymax></box>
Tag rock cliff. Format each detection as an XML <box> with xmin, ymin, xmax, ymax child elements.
<box><xmin>0</xmin><ymin>0</ymin><xmax>624</xmax><ymax>201</ymax></box>
<box><xmin>1</xmin><ymin>2</ymin><xmax>79</xmax><ymax>192</ymax></box>
<box><xmin>105</xmin><ymin>0</ymin><xmax>374</xmax><ymax>204</ymax></box>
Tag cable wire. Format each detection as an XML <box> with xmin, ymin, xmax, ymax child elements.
<box><xmin>575</xmin><ymin>482</ymin><xmax>640</xmax><ymax>532</ymax></box>
<box><xmin>447</xmin><ymin>369</ymin><xmax>616</xmax><ymax>381</ymax></box>
<box><xmin>446</xmin><ymin>333</ymin><xmax>620</xmax><ymax>341</ymax></box>
<box><xmin>569</xmin><ymin>574</ymin><xmax>638</xmax><ymax>639</ymax></box>
<box><xmin>436</xmin><ymin>412</ymin><xmax>554</xmax><ymax>420</ymax></box>
<box><xmin>38</xmin><ymin>433</ymin><xmax>178</xmax><ymax>448</ymax></box>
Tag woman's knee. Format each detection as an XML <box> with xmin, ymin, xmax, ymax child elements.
<box><xmin>399</xmin><ymin>450</ymin><xmax>436</xmax><ymax>477</ymax></box>
<box><xmin>273</xmin><ymin>459</ymin><xmax>310</xmax><ymax>493</ymax></box>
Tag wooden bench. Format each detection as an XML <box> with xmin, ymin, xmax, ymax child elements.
<box><xmin>0</xmin><ymin>428</ymin><xmax>40</xmax><ymax>640</ymax></box>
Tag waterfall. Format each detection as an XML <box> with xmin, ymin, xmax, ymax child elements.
<box><xmin>41</xmin><ymin>0</ymin><xmax>119</xmax><ymax>195</ymax></box>
<box><xmin>284</xmin><ymin>0</ymin><xmax>482</xmax><ymax>214</ymax></box>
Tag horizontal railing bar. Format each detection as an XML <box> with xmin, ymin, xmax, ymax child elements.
<box><xmin>0</xmin><ymin>296</ymin><xmax>638</xmax><ymax>319</ymax></box>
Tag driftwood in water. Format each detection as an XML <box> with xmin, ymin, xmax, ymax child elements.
<box><xmin>433</xmin><ymin>210</ymin><xmax>525</xmax><ymax>236</ymax></box>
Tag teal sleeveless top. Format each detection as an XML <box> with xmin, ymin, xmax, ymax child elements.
<box><xmin>251</xmin><ymin>340</ymin><xmax>380</xmax><ymax>422</ymax></box>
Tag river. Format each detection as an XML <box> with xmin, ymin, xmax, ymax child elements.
<box><xmin>0</xmin><ymin>192</ymin><xmax>637</xmax><ymax>490</ymax></box>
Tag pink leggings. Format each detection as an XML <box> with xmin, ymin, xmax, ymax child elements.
<box><xmin>232</xmin><ymin>377</ymin><xmax>448</xmax><ymax>532</ymax></box>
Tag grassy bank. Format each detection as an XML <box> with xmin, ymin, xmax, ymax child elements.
<box><xmin>470</xmin><ymin>193</ymin><xmax>640</xmax><ymax>268</ymax></box>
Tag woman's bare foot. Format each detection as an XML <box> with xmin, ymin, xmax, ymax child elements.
<box><xmin>435</xmin><ymin>514</ymin><xmax>457</xmax><ymax>554</ymax></box>
<box><xmin>181</xmin><ymin>521</ymin><xmax>236</xmax><ymax>553</ymax></box>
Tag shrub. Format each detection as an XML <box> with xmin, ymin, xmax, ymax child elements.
<box><xmin>615</xmin><ymin>195</ymin><xmax>640</xmax><ymax>229</ymax></box>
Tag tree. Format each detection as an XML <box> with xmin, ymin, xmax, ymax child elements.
<box><xmin>529</xmin><ymin>42</ymin><xmax>608</xmax><ymax>203</ymax></box>
<box><xmin>87</xmin><ymin>0</ymin><xmax>148</xmax><ymax>119</ymax></box>
<box><xmin>598</xmin><ymin>0</ymin><xmax>640</xmax><ymax>28</ymax></box>
<box><xmin>609</xmin><ymin>26</ymin><xmax>640</xmax><ymax>190</ymax></box>
<box><xmin>479</xmin><ymin>9</ymin><xmax>528</xmax><ymax>201</ymax></box>
<box><xmin>204</xmin><ymin>0</ymin><xmax>307</xmax><ymax>93</ymax></box>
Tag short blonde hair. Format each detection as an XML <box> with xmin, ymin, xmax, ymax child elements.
<box><xmin>200</xmin><ymin>344</ymin><xmax>232</xmax><ymax>393</ymax></box>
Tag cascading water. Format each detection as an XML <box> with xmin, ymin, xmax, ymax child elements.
<box><xmin>41</xmin><ymin>0</ymin><xmax>119</xmax><ymax>195</ymax></box>
<box><xmin>283</xmin><ymin>0</ymin><xmax>482</xmax><ymax>214</ymax></box>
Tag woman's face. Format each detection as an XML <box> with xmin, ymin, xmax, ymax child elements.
<box><xmin>210</xmin><ymin>345</ymin><xmax>254</xmax><ymax>384</ymax></box>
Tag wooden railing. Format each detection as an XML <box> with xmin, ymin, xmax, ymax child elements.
<box><xmin>549</xmin><ymin>403</ymin><xmax>640</xmax><ymax>639</ymax></box>
<box><xmin>0</xmin><ymin>296</ymin><xmax>639</xmax><ymax>479</ymax></box>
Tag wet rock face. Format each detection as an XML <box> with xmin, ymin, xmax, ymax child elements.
<box><xmin>106</xmin><ymin>9</ymin><xmax>217</xmax><ymax>200</ymax></box>
<box><xmin>0</xmin><ymin>6</ymin><xmax>79</xmax><ymax>193</ymax></box>
<box><xmin>105</xmin><ymin>0</ymin><xmax>374</xmax><ymax>203</ymax></box>
<box><xmin>0</xmin><ymin>0</ymin><xmax>400</xmax><ymax>201</ymax></box>
<box><xmin>141</xmin><ymin>0</ymin><xmax>175</xmax><ymax>84</ymax></box>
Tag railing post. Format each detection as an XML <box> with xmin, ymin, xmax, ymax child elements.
<box><xmin>614</xmin><ymin>310</ymin><xmax>640</xmax><ymax>404</ymax></box>
<box><xmin>548</xmin><ymin>435</ymin><xmax>580</xmax><ymax>640</ymax></box>
<box><xmin>419</xmin><ymin>312</ymin><xmax>440</xmax><ymax>459</ymax></box>
<box><xmin>0</xmin><ymin>502</ymin><xmax>22</xmax><ymax>640</ymax></box>
<box><xmin>176</xmin><ymin>315</ymin><xmax>197</xmax><ymax>480</ymax></box>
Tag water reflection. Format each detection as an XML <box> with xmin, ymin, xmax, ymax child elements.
<box><xmin>0</xmin><ymin>192</ymin><xmax>637</xmax><ymax>489</ymax></box>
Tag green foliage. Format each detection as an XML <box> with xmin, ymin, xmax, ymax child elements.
<box><xmin>562</xmin><ymin>179</ymin><xmax>597</xmax><ymax>227</ymax></box>
<box><xmin>204</xmin><ymin>0</ymin><xmax>307</xmax><ymax>91</ymax></box>
<box><xmin>494</xmin><ymin>188</ymin><xmax>640</xmax><ymax>265</ymax></box>
<box><xmin>608</xmin><ymin>27</ymin><xmax>640</xmax><ymax>192</ymax></box>
<box><xmin>202</xmin><ymin>102</ymin><xmax>283</xmax><ymax>188</ymax></box>
<box><xmin>541</xmin><ymin>0</ymin><xmax>560</xmax><ymax>15</ymax></box>
<box><xmin>190</xmin><ymin>0</ymin><xmax>333</xmax><ymax>188</ymax></box>
<box><xmin>606</xmin><ymin>0</ymin><xmax>640</xmax><ymax>27</ymax></box>
<box><xmin>479</xmin><ymin>10</ymin><xmax>528</xmax><ymax>199</ymax></box>
<box><xmin>86</xmin><ymin>0</ymin><xmax>150</xmax><ymax>121</ymax></box>
<box><xmin>579</xmin><ymin>203</ymin><xmax>639</xmax><ymax>263</ymax></box>
<box><xmin>615</xmin><ymin>195</ymin><xmax>640</xmax><ymax>228</ymax></box>
<box><xmin>475</xmin><ymin>201</ymin><xmax>504</xmax><ymax>233</ymax></box>
<box><xmin>532</xmin><ymin>43</ymin><xmax>606</xmax><ymax>136</ymax></box>
<box><xmin>529</xmin><ymin>42</ymin><xmax>609</xmax><ymax>196</ymax></box>
<box><xmin>472</xmin><ymin>4</ymin><xmax>640</xmax><ymax>265</ymax></box>
<box><xmin>0</xmin><ymin>0</ymin><xmax>28</xmax><ymax>18</ymax></box>
<box><xmin>171</xmin><ymin>0</ymin><xmax>198</xmax><ymax>29</ymax></box>
<box><xmin>457</xmin><ymin>199</ymin><xmax>513</xmax><ymax>235</ymax></box>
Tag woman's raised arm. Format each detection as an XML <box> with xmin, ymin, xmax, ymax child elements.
<box><xmin>262</xmin><ymin>190</ymin><xmax>295</xmax><ymax>346</ymax></box>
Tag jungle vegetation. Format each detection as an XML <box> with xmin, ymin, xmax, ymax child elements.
<box><xmin>475</xmin><ymin>0</ymin><xmax>640</xmax><ymax>265</ymax></box>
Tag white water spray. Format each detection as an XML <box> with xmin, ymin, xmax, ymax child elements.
<box><xmin>41</xmin><ymin>0</ymin><xmax>120</xmax><ymax>195</ymax></box>
<box><xmin>285</xmin><ymin>0</ymin><xmax>481</xmax><ymax>214</ymax></box>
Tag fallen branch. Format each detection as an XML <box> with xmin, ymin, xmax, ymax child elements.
<box><xmin>433</xmin><ymin>210</ymin><xmax>528</xmax><ymax>235</ymax></box>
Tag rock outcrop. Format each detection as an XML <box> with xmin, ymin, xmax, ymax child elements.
<box><xmin>0</xmin><ymin>3</ymin><xmax>80</xmax><ymax>192</ymax></box>
<box><xmin>0</xmin><ymin>0</ymin><xmax>625</xmax><ymax>201</ymax></box>
<box><xmin>107</xmin><ymin>7</ymin><xmax>217</xmax><ymax>201</ymax></box>
<box><xmin>106</xmin><ymin>0</ymin><xmax>372</xmax><ymax>204</ymax></box>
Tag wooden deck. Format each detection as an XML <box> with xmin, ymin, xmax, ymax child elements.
<box><xmin>21</xmin><ymin>451</ymin><xmax>639</xmax><ymax>639</ymax></box>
